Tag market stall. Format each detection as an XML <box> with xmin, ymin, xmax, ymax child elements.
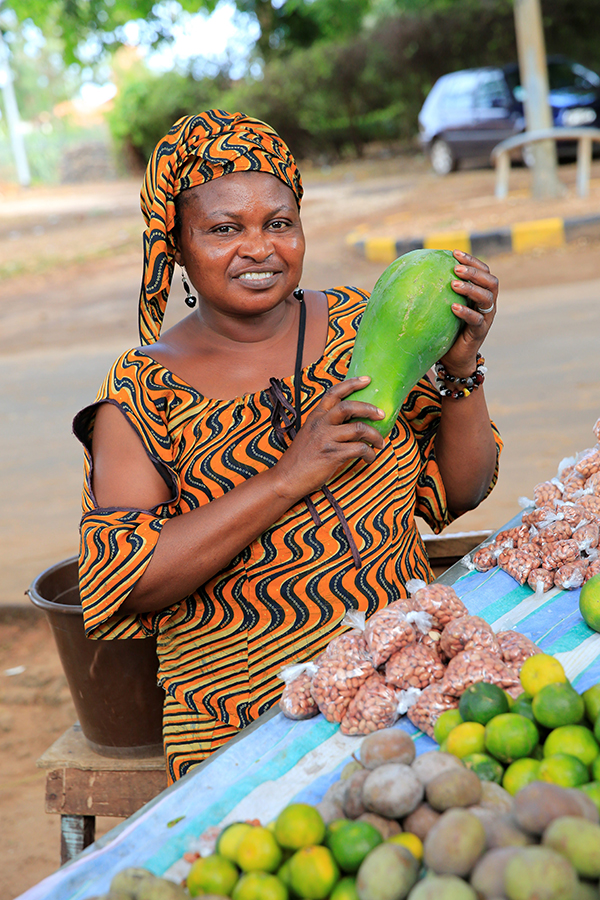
<box><xmin>17</xmin><ymin>513</ymin><xmax>600</xmax><ymax>900</ymax></box>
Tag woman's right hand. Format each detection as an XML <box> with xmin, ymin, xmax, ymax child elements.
<box><xmin>272</xmin><ymin>376</ymin><xmax>386</xmax><ymax>502</ymax></box>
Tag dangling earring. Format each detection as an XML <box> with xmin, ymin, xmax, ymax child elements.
<box><xmin>181</xmin><ymin>267</ymin><xmax>197</xmax><ymax>308</ymax></box>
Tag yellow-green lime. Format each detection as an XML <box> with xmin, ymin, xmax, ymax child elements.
<box><xmin>582</xmin><ymin>683</ymin><xmax>600</xmax><ymax>723</ymax></box>
<box><xmin>236</xmin><ymin>826</ymin><xmax>283</xmax><ymax>873</ymax></box>
<box><xmin>579</xmin><ymin>573</ymin><xmax>600</xmax><ymax>632</ymax></box>
<box><xmin>459</xmin><ymin>681</ymin><xmax>510</xmax><ymax>725</ymax></box>
<box><xmin>324</xmin><ymin>818</ymin><xmax>351</xmax><ymax>850</ymax></box>
<box><xmin>330</xmin><ymin>876</ymin><xmax>359</xmax><ymax>900</ymax></box>
<box><xmin>433</xmin><ymin>708</ymin><xmax>463</xmax><ymax>745</ymax></box>
<box><xmin>538</xmin><ymin>753</ymin><xmax>590</xmax><ymax>787</ymax></box>
<box><xmin>578</xmin><ymin>782</ymin><xmax>600</xmax><ymax>815</ymax></box>
<box><xmin>594</xmin><ymin>715</ymin><xmax>600</xmax><ymax>744</ymax></box>
<box><xmin>232</xmin><ymin>871</ymin><xmax>288</xmax><ymax>900</ymax></box>
<box><xmin>277</xmin><ymin>858</ymin><xmax>293</xmax><ymax>891</ymax></box>
<box><xmin>216</xmin><ymin>822</ymin><xmax>255</xmax><ymax>863</ymax></box>
<box><xmin>462</xmin><ymin>752</ymin><xmax>504</xmax><ymax>784</ymax></box>
<box><xmin>446</xmin><ymin>721</ymin><xmax>486</xmax><ymax>758</ymax></box>
<box><xmin>593</xmin><ymin>754</ymin><xmax>600</xmax><ymax>781</ymax></box>
<box><xmin>519</xmin><ymin>653</ymin><xmax>567</xmax><ymax>696</ymax></box>
<box><xmin>502</xmin><ymin>758</ymin><xmax>541</xmax><ymax>796</ymax></box>
<box><xmin>531</xmin><ymin>682</ymin><xmax>585</xmax><ymax>729</ymax></box>
<box><xmin>274</xmin><ymin>803</ymin><xmax>326</xmax><ymax>850</ymax></box>
<box><xmin>288</xmin><ymin>845</ymin><xmax>340</xmax><ymax>900</ymax></box>
<box><xmin>543</xmin><ymin>724</ymin><xmax>600</xmax><ymax>768</ymax></box>
<box><xmin>387</xmin><ymin>832</ymin><xmax>424</xmax><ymax>861</ymax></box>
<box><xmin>187</xmin><ymin>854</ymin><xmax>239</xmax><ymax>897</ymax></box>
<box><xmin>327</xmin><ymin>820</ymin><xmax>382</xmax><ymax>873</ymax></box>
<box><xmin>484</xmin><ymin>713</ymin><xmax>539</xmax><ymax>764</ymax></box>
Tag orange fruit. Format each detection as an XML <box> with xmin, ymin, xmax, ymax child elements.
<box><xmin>582</xmin><ymin>683</ymin><xmax>600</xmax><ymax>723</ymax></box>
<box><xmin>578</xmin><ymin>781</ymin><xmax>600</xmax><ymax>815</ymax></box>
<box><xmin>236</xmin><ymin>826</ymin><xmax>283</xmax><ymax>873</ymax></box>
<box><xmin>387</xmin><ymin>832</ymin><xmax>424</xmax><ymax>861</ymax></box>
<box><xmin>330</xmin><ymin>876</ymin><xmax>359</xmax><ymax>900</ymax></box>
<box><xmin>484</xmin><ymin>713</ymin><xmax>539</xmax><ymax>764</ymax></box>
<box><xmin>462</xmin><ymin>752</ymin><xmax>504</xmax><ymax>784</ymax></box>
<box><xmin>288</xmin><ymin>845</ymin><xmax>340</xmax><ymax>899</ymax></box>
<box><xmin>433</xmin><ymin>708</ymin><xmax>463</xmax><ymax>745</ymax></box>
<box><xmin>579</xmin><ymin>573</ymin><xmax>600</xmax><ymax>632</ymax></box>
<box><xmin>328</xmin><ymin>820</ymin><xmax>382</xmax><ymax>873</ymax></box>
<box><xmin>543</xmin><ymin>724</ymin><xmax>600</xmax><ymax>768</ymax></box>
<box><xmin>232</xmin><ymin>871</ymin><xmax>288</xmax><ymax>900</ymax></box>
<box><xmin>446</xmin><ymin>721</ymin><xmax>486</xmax><ymax>758</ymax></box>
<box><xmin>459</xmin><ymin>681</ymin><xmax>509</xmax><ymax>725</ymax></box>
<box><xmin>216</xmin><ymin>822</ymin><xmax>254</xmax><ymax>863</ymax></box>
<box><xmin>274</xmin><ymin>803</ymin><xmax>326</xmax><ymax>850</ymax></box>
<box><xmin>531</xmin><ymin>682</ymin><xmax>585</xmax><ymax>729</ymax></box>
<box><xmin>538</xmin><ymin>753</ymin><xmax>589</xmax><ymax>787</ymax></box>
<box><xmin>187</xmin><ymin>854</ymin><xmax>239</xmax><ymax>897</ymax></box>
<box><xmin>502</xmin><ymin>758</ymin><xmax>540</xmax><ymax>796</ymax></box>
<box><xmin>519</xmin><ymin>654</ymin><xmax>567</xmax><ymax>696</ymax></box>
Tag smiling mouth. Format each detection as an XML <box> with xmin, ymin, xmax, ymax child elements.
<box><xmin>238</xmin><ymin>271</ymin><xmax>276</xmax><ymax>282</ymax></box>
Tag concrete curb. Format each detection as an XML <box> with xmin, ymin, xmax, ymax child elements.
<box><xmin>348</xmin><ymin>213</ymin><xmax>600</xmax><ymax>264</ymax></box>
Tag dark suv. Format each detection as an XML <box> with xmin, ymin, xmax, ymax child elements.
<box><xmin>418</xmin><ymin>57</ymin><xmax>600</xmax><ymax>175</ymax></box>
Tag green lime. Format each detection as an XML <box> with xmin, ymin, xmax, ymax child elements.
<box><xmin>328</xmin><ymin>821</ymin><xmax>382</xmax><ymax>874</ymax></box>
<box><xmin>502</xmin><ymin>758</ymin><xmax>541</xmax><ymax>795</ymax></box>
<box><xmin>459</xmin><ymin>681</ymin><xmax>510</xmax><ymax>725</ymax></box>
<box><xmin>510</xmin><ymin>694</ymin><xmax>536</xmax><ymax>723</ymax></box>
<box><xmin>484</xmin><ymin>713</ymin><xmax>539</xmax><ymax>764</ymax></box>
<box><xmin>216</xmin><ymin>822</ymin><xmax>255</xmax><ymax>863</ymax></box>
<box><xmin>578</xmin><ymin>781</ymin><xmax>600</xmax><ymax>815</ymax></box>
<box><xmin>595</xmin><ymin>714</ymin><xmax>600</xmax><ymax>744</ymax></box>
<box><xmin>232</xmin><ymin>871</ymin><xmax>288</xmax><ymax>900</ymax></box>
<box><xmin>579</xmin><ymin>573</ymin><xmax>600</xmax><ymax>632</ymax></box>
<box><xmin>446</xmin><ymin>721</ymin><xmax>486</xmax><ymax>758</ymax></box>
<box><xmin>593</xmin><ymin>754</ymin><xmax>600</xmax><ymax>781</ymax></box>
<box><xmin>582</xmin><ymin>683</ymin><xmax>600</xmax><ymax>723</ymax></box>
<box><xmin>433</xmin><ymin>708</ymin><xmax>464</xmax><ymax>745</ymax></box>
<box><xmin>330</xmin><ymin>876</ymin><xmax>359</xmax><ymax>900</ymax></box>
<box><xmin>538</xmin><ymin>753</ymin><xmax>590</xmax><ymax>787</ymax></box>
<box><xmin>543</xmin><ymin>724</ymin><xmax>600</xmax><ymax>768</ymax></box>
<box><xmin>274</xmin><ymin>803</ymin><xmax>326</xmax><ymax>850</ymax></box>
<box><xmin>288</xmin><ymin>845</ymin><xmax>340</xmax><ymax>900</ymax></box>
<box><xmin>532</xmin><ymin>682</ymin><xmax>585</xmax><ymax>729</ymax></box>
<box><xmin>462</xmin><ymin>752</ymin><xmax>504</xmax><ymax>784</ymax></box>
<box><xmin>187</xmin><ymin>854</ymin><xmax>239</xmax><ymax>897</ymax></box>
<box><xmin>324</xmin><ymin>818</ymin><xmax>350</xmax><ymax>849</ymax></box>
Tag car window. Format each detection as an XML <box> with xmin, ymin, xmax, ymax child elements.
<box><xmin>504</xmin><ymin>60</ymin><xmax>600</xmax><ymax>100</ymax></box>
<box><xmin>441</xmin><ymin>72</ymin><xmax>479</xmax><ymax>112</ymax></box>
<box><xmin>474</xmin><ymin>72</ymin><xmax>511</xmax><ymax>109</ymax></box>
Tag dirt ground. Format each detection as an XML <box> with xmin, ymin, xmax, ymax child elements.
<box><xmin>1</xmin><ymin>151</ymin><xmax>600</xmax><ymax>899</ymax></box>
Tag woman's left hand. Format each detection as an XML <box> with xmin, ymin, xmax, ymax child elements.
<box><xmin>439</xmin><ymin>249</ymin><xmax>499</xmax><ymax>377</ymax></box>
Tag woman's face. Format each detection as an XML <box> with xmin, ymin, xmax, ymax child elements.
<box><xmin>174</xmin><ymin>171</ymin><xmax>305</xmax><ymax>320</ymax></box>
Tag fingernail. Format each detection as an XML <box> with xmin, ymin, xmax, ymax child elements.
<box><xmin>451</xmin><ymin>281</ymin><xmax>463</xmax><ymax>289</ymax></box>
<box><xmin>454</xmin><ymin>265</ymin><xmax>467</xmax><ymax>273</ymax></box>
<box><xmin>358</xmin><ymin>376</ymin><xmax>370</xmax><ymax>382</ymax></box>
<box><xmin>377</xmin><ymin>408</ymin><xmax>385</xmax><ymax>418</ymax></box>
<box><xmin>451</xmin><ymin>303</ymin><xmax>463</xmax><ymax>310</ymax></box>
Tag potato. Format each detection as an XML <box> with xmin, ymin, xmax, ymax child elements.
<box><xmin>470</xmin><ymin>847</ymin><xmax>521</xmax><ymax>899</ymax></box>
<box><xmin>362</xmin><ymin>763</ymin><xmax>424</xmax><ymax>819</ymax></box>
<box><xmin>360</xmin><ymin>728</ymin><xmax>416</xmax><ymax>769</ymax></box>
<box><xmin>411</xmin><ymin>750</ymin><xmax>464</xmax><ymax>787</ymax></box>
<box><xmin>401</xmin><ymin>802</ymin><xmax>440</xmax><ymax>841</ymax></box>
<box><xmin>342</xmin><ymin>768</ymin><xmax>371</xmax><ymax>818</ymax></box>
<box><xmin>357</xmin><ymin>812</ymin><xmax>402</xmax><ymax>839</ymax></box>
<box><xmin>425</xmin><ymin>767</ymin><xmax>481</xmax><ymax>811</ymax></box>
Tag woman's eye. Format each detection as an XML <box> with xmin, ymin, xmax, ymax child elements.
<box><xmin>269</xmin><ymin>220</ymin><xmax>288</xmax><ymax>230</ymax></box>
<box><xmin>212</xmin><ymin>224</ymin><xmax>236</xmax><ymax>234</ymax></box>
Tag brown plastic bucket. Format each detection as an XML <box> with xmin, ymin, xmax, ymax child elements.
<box><xmin>27</xmin><ymin>556</ymin><xmax>164</xmax><ymax>759</ymax></box>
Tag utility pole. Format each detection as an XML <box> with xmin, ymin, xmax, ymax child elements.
<box><xmin>513</xmin><ymin>0</ymin><xmax>562</xmax><ymax>199</ymax></box>
<box><xmin>0</xmin><ymin>28</ymin><xmax>31</xmax><ymax>187</ymax></box>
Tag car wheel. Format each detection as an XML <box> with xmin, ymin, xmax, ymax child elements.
<box><xmin>430</xmin><ymin>139</ymin><xmax>457</xmax><ymax>175</ymax></box>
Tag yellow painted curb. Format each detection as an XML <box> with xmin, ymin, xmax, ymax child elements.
<box><xmin>512</xmin><ymin>218</ymin><xmax>565</xmax><ymax>254</ymax></box>
<box><xmin>364</xmin><ymin>237</ymin><xmax>396</xmax><ymax>264</ymax></box>
<box><xmin>423</xmin><ymin>230</ymin><xmax>471</xmax><ymax>253</ymax></box>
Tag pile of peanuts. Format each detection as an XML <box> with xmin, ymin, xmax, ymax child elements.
<box><xmin>279</xmin><ymin>582</ymin><xmax>542</xmax><ymax>739</ymax></box>
<box><xmin>472</xmin><ymin>418</ymin><xmax>600</xmax><ymax>593</ymax></box>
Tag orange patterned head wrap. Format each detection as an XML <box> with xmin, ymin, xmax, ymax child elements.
<box><xmin>138</xmin><ymin>109</ymin><xmax>303</xmax><ymax>345</ymax></box>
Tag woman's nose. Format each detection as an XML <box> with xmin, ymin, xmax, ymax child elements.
<box><xmin>238</xmin><ymin>228</ymin><xmax>274</xmax><ymax>260</ymax></box>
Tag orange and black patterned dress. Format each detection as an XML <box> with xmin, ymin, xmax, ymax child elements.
<box><xmin>74</xmin><ymin>286</ymin><xmax>501</xmax><ymax>781</ymax></box>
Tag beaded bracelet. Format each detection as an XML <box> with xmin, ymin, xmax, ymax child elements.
<box><xmin>435</xmin><ymin>353</ymin><xmax>486</xmax><ymax>399</ymax></box>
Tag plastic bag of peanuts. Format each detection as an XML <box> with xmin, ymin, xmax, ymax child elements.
<box><xmin>384</xmin><ymin>642</ymin><xmax>445</xmax><ymax>691</ymax></box>
<box><xmin>496</xmin><ymin>630</ymin><xmax>542</xmax><ymax>671</ymax></box>
<box><xmin>364</xmin><ymin>605</ymin><xmax>433</xmax><ymax>668</ymax></box>
<box><xmin>339</xmin><ymin>674</ymin><xmax>401</xmax><ymax>736</ymax></box>
<box><xmin>527</xmin><ymin>567</ymin><xmax>555</xmax><ymax>594</ymax></box>
<box><xmin>406</xmin><ymin>683</ymin><xmax>459</xmax><ymax>738</ymax></box>
<box><xmin>440</xmin><ymin>648</ymin><xmax>521</xmax><ymax>698</ymax></box>
<box><xmin>497</xmin><ymin>547</ymin><xmax>542</xmax><ymax>586</ymax></box>
<box><xmin>439</xmin><ymin>614</ymin><xmax>501</xmax><ymax>659</ymax></box>
<box><xmin>279</xmin><ymin>662</ymin><xmax>320</xmax><ymax>720</ymax></box>
<box><xmin>310</xmin><ymin>651</ymin><xmax>376</xmax><ymax>724</ymax></box>
<box><xmin>406</xmin><ymin>579</ymin><xmax>468</xmax><ymax>630</ymax></box>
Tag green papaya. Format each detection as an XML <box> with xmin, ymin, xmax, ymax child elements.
<box><xmin>346</xmin><ymin>248</ymin><xmax>471</xmax><ymax>436</ymax></box>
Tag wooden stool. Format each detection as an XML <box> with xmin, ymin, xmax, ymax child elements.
<box><xmin>37</xmin><ymin>723</ymin><xmax>168</xmax><ymax>864</ymax></box>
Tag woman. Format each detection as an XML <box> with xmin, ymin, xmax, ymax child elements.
<box><xmin>74</xmin><ymin>110</ymin><xmax>501</xmax><ymax>782</ymax></box>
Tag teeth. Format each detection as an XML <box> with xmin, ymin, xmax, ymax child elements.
<box><xmin>239</xmin><ymin>272</ymin><xmax>274</xmax><ymax>281</ymax></box>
